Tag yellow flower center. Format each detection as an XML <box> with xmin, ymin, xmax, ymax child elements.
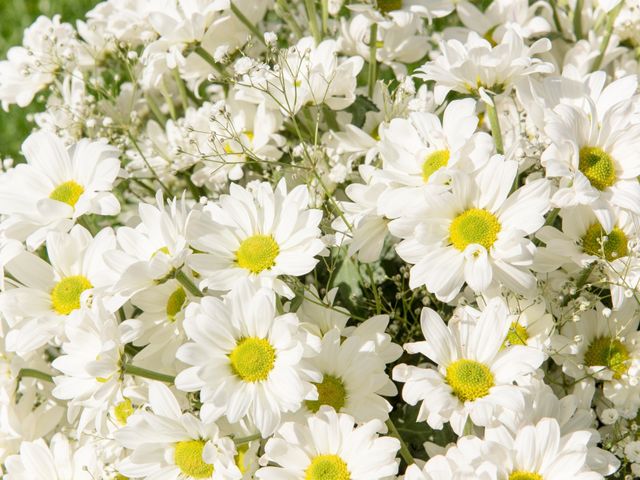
<box><xmin>113</xmin><ymin>398</ymin><xmax>134</xmax><ymax>425</ymax></box>
<box><xmin>584</xmin><ymin>336</ymin><xmax>630</xmax><ymax>379</ymax></box>
<box><xmin>235</xmin><ymin>444</ymin><xmax>249</xmax><ymax>474</ymax></box>
<box><xmin>174</xmin><ymin>440</ymin><xmax>214</xmax><ymax>479</ymax></box>
<box><xmin>503</xmin><ymin>322</ymin><xmax>529</xmax><ymax>347</ymax></box>
<box><xmin>582</xmin><ymin>223</ymin><xmax>628</xmax><ymax>261</ymax></box>
<box><xmin>422</xmin><ymin>149</ymin><xmax>450</xmax><ymax>182</ymax></box>
<box><xmin>235</xmin><ymin>234</ymin><xmax>280</xmax><ymax>274</ymax></box>
<box><xmin>50</xmin><ymin>275</ymin><xmax>93</xmax><ymax>315</ymax></box>
<box><xmin>116</xmin><ymin>475</ymin><xmax>129</xmax><ymax>480</ymax></box>
<box><xmin>229</xmin><ymin>337</ymin><xmax>276</xmax><ymax>382</ymax></box>
<box><xmin>166</xmin><ymin>286</ymin><xmax>186</xmax><ymax>322</ymax></box>
<box><xmin>49</xmin><ymin>180</ymin><xmax>85</xmax><ymax>207</ymax></box>
<box><xmin>578</xmin><ymin>146</ymin><xmax>616</xmax><ymax>191</ymax></box>
<box><xmin>445</xmin><ymin>359</ymin><xmax>494</xmax><ymax>402</ymax></box>
<box><xmin>449</xmin><ymin>208</ymin><xmax>501</xmax><ymax>251</ymax></box>
<box><xmin>377</xmin><ymin>0</ymin><xmax>403</xmax><ymax>13</ymax></box>
<box><xmin>509</xmin><ymin>472</ymin><xmax>543</xmax><ymax>480</ymax></box>
<box><xmin>305</xmin><ymin>454</ymin><xmax>350</xmax><ymax>480</ymax></box>
<box><xmin>305</xmin><ymin>374</ymin><xmax>347</xmax><ymax>413</ymax></box>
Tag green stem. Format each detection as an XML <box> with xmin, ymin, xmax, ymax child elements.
<box><xmin>234</xmin><ymin>433</ymin><xmax>261</xmax><ymax>445</ymax></box>
<box><xmin>321</xmin><ymin>0</ymin><xmax>329</xmax><ymax>35</ymax></box>
<box><xmin>145</xmin><ymin>93</ymin><xmax>168</xmax><ymax>125</ymax></box>
<box><xmin>275</xmin><ymin>0</ymin><xmax>303</xmax><ymax>39</ymax></box>
<box><xmin>194</xmin><ymin>46</ymin><xmax>227</xmax><ymax>76</ymax></box>
<box><xmin>18</xmin><ymin>368</ymin><xmax>53</xmax><ymax>383</ymax></box>
<box><xmin>368</xmin><ymin>23</ymin><xmax>378</xmax><ymax>98</ymax></box>
<box><xmin>550</xmin><ymin>0</ymin><xmax>564</xmax><ymax>36</ymax></box>
<box><xmin>175</xmin><ymin>270</ymin><xmax>203</xmax><ymax>297</ymax></box>
<box><xmin>486</xmin><ymin>101</ymin><xmax>504</xmax><ymax>155</ymax></box>
<box><xmin>159</xmin><ymin>78</ymin><xmax>176</xmax><ymax>121</ymax></box>
<box><xmin>304</xmin><ymin>0</ymin><xmax>322</xmax><ymax>44</ymax></box>
<box><xmin>592</xmin><ymin>1</ymin><xmax>624</xmax><ymax>71</ymax></box>
<box><xmin>573</xmin><ymin>0</ymin><xmax>583</xmax><ymax>40</ymax></box>
<box><xmin>172</xmin><ymin>68</ymin><xmax>189</xmax><ymax>112</ymax></box>
<box><xmin>385</xmin><ymin>419</ymin><xmax>414</xmax><ymax>465</ymax></box>
<box><xmin>230</xmin><ymin>1</ymin><xmax>267</xmax><ymax>46</ymax></box>
<box><xmin>124</xmin><ymin>364</ymin><xmax>175</xmax><ymax>383</ymax></box>
<box><xmin>561</xmin><ymin>262</ymin><xmax>596</xmax><ymax>307</ymax></box>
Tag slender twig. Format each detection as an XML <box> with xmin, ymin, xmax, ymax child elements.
<box><xmin>175</xmin><ymin>270</ymin><xmax>203</xmax><ymax>297</ymax></box>
<box><xmin>385</xmin><ymin>419</ymin><xmax>414</xmax><ymax>465</ymax></box>
<box><xmin>485</xmin><ymin>101</ymin><xmax>504</xmax><ymax>154</ymax></box>
<box><xmin>18</xmin><ymin>368</ymin><xmax>54</xmax><ymax>383</ymax></box>
<box><xmin>304</xmin><ymin>0</ymin><xmax>322</xmax><ymax>44</ymax></box>
<box><xmin>592</xmin><ymin>2</ymin><xmax>624</xmax><ymax>71</ymax></box>
<box><xmin>230</xmin><ymin>1</ymin><xmax>267</xmax><ymax>46</ymax></box>
<box><xmin>194</xmin><ymin>46</ymin><xmax>227</xmax><ymax>76</ymax></box>
<box><xmin>172</xmin><ymin>68</ymin><xmax>189</xmax><ymax>112</ymax></box>
<box><xmin>573</xmin><ymin>0</ymin><xmax>583</xmax><ymax>40</ymax></box>
<box><xmin>123</xmin><ymin>364</ymin><xmax>175</xmax><ymax>383</ymax></box>
<box><xmin>368</xmin><ymin>23</ymin><xmax>378</xmax><ymax>98</ymax></box>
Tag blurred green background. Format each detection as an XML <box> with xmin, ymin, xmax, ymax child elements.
<box><xmin>0</xmin><ymin>0</ymin><xmax>99</xmax><ymax>160</ymax></box>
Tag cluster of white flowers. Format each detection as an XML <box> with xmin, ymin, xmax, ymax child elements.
<box><xmin>2</xmin><ymin>0</ymin><xmax>640</xmax><ymax>478</ymax></box>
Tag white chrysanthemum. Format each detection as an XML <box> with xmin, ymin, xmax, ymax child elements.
<box><xmin>0</xmin><ymin>225</ymin><xmax>120</xmax><ymax>356</ymax></box>
<box><xmin>540</xmin><ymin>75</ymin><xmax>640</xmax><ymax>232</ymax></box>
<box><xmin>376</xmin><ymin>98</ymin><xmax>493</xmax><ymax>218</ymax></box>
<box><xmin>416</xmin><ymin>29</ymin><xmax>553</xmax><ymax>103</ymax></box>
<box><xmin>393</xmin><ymin>298</ymin><xmax>544</xmax><ymax>435</ymax></box>
<box><xmin>4</xmin><ymin>433</ymin><xmax>99</xmax><ymax>480</ymax></box>
<box><xmin>255</xmin><ymin>407</ymin><xmax>400</xmax><ymax>480</ymax></box>
<box><xmin>0</xmin><ymin>131</ymin><xmax>120</xmax><ymax>248</ymax></box>
<box><xmin>553</xmin><ymin>304</ymin><xmax>640</xmax><ymax>417</ymax></box>
<box><xmin>391</xmin><ymin>156</ymin><xmax>550</xmax><ymax>301</ymax></box>
<box><xmin>115</xmin><ymin>382</ymin><xmax>242</xmax><ymax>480</ymax></box>
<box><xmin>175</xmin><ymin>286</ymin><xmax>321</xmax><ymax>436</ymax></box>
<box><xmin>187</xmin><ymin>180</ymin><xmax>324</xmax><ymax>298</ymax></box>
<box><xmin>51</xmin><ymin>300</ymin><xmax>138</xmax><ymax>435</ymax></box>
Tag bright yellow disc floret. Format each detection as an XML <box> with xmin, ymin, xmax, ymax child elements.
<box><xmin>166</xmin><ymin>286</ymin><xmax>186</xmax><ymax>322</ymax></box>
<box><xmin>305</xmin><ymin>374</ymin><xmax>347</xmax><ymax>413</ymax></box>
<box><xmin>445</xmin><ymin>359</ymin><xmax>494</xmax><ymax>402</ymax></box>
<box><xmin>174</xmin><ymin>440</ymin><xmax>214</xmax><ymax>479</ymax></box>
<box><xmin>578</xmin><ymin>146</ymin><xmax>616</xmax><ymax>191</ymax></box>
<box><xmin>49</xmin><ymin>180</ymin><xmax>85</xmax><ymax>207</ymax></box>
<box><xmin>584</xmin><ymin>336</ymin><xmax>630</xmax><ymax>379</ymax></box>
<box><xmin>50</xmin><ymin>275</ymin><xmax>93</xmax><ymax>315</ymax></box>
<box><xmin>235</xmin><ymin>234</ymin><xmax>280</xmax><ymax>274</ymax></box>
<box><xmin>305</xmin><ymin>454</ymin><xmax>350</xmax><ymax>480</ymax></box>
<box><xmin>582</xmin><ymin>223</ymin><xmax>629</xmax><ymax>262</ymax></box>
<box><xmin>509</xmin><ymin>471</ymin><xmax>543</xmax><ymax>480</ymax></box>
<box><xmin>449</xmin><ymin>208</ymin><xmax>501</xmax><ymax>251</ymax></box>
<box><xmin>229</xmin><ymin>337</ymin><xmax>276</xmax><ymax>382</ymax></box>
<box><xmin>422</xmin><ymin>149</ymin><xmax>450</xmax><ymax>183</ymax></box>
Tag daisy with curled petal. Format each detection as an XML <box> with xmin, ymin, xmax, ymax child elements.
<box><xmin>393</xmin><ymin>298</ymin><xmax>545</xmax><ymax>435</ymax></box>
<box><xmin>0</xmin><ymin>131</ymin><xmax>120</xmax><ymax>249</ymax></box>
<box><xmin>175</xmin><ymin>285</ymin><xmax>321</xmax><ymax>437</ymax></box>
<box><xmin>187</xmin><ymin>180</ymin><xmax>324</xmax><ymax>298</ymax></box>
<box><xmin>255</xmin><ymin>407</ymin><xmax>400</xmax><ymax>480</ymax></box>
<box><xmin>0</xmin><ymin>225</ymin><xmax>119</xmax><ymax>356</ymax></box>
<box><xmin>115</xmin><ymin>382</ymin><xmax>242</xmax><ymax>480</ymax></box>
<box><xmin>3</xmin><ymin>433</ymin><xmax>100</xmax><ymax>480</ymax></box>
<box><xmin>390</xmin><ymin>155</ymin><xmax>550</xmax><ymax>302</ymax></box>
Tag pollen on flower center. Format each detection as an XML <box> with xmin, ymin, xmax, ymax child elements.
<box><xmin>578</xmin><ymin>146</ymin><xmax>616</xmax><ymax>191</ymax></box>
<box><xmin>503</xmin><ymin>322</ymin><xmax>529</xmax><ymax>347</ymax></box>
<box><xmin>235</xmin><ymin>234</ymin><xmax>280</xmax><ymax>274</ymax></box>
<box><xmin>166</xmin><ymin>286</ymin><xmax>186</xmax><ymax>322</ymax></box>
<box><xmin>509</xmin><ymin>471</ymin><xmax>543</xmax><ymax>480</ymax></box>
<box><xmin>113</xmin><ymin>398</ymin><xmax>134</xmax><ymax>425</ymax></box>
<box><xmin>229</xmin><ymin>337</ymin><xmax>276</xmax><ymax>382</ymax></box>
<box><xmin>377</xmin><ymin>0</ymin><xmax>403</xmax><ymax>13</ymax></box>
<box><xmin>449</xmin><ymin>208</ymin><xmax>501</xmax><ymax>251</ymax></box>
<box><xmin>582</xmin><ymin>223</ymin><xmax>628</xmax><ymax>261</ymax></box>
<box><xmin>305</xmin><ymin>454</ymin><xmax>350</xmax><ymax>480</ymax></box>
<box><xmin>584</xmin><ymin>336</ymin><xmax>630</xmax><ymax>379</ymax></box>
<box><xmin>49</xmin><ymin>180</ymin><xmax>85</xmax><ymax>207</ymax></box>
<box><xmin>305</xmin><ymin>374</ymin><xmax>347</xmax><ymax>413</ymax></box>
<box><xmin>50</xmin><ymin>275</ymin><xmax>93</xmax><ymax>315</ymax></box>
<box><xmin>445</xmin><ymin>359</ymin><xmax>494</xmax><ymax>402</ymax></box>
<box><xmin>422</xmin><ymin>149</ymin><xmax>450</xmax><ymax>182</ymax></box>
<box><xmin>174</xmin><ymin>440</ymin><xmax>214</xmax><ymax>479</ymax></box>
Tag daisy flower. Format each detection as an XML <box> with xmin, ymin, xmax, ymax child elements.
<box><xmin>3</xmin><ymin>433</ymin><xmax>100</xmax><ymax>480</ymax></box>
<box><xmin>187</xmin><ymin>180</ymin><xmax>324</xmax><ymax>298</ymax></box>
<box><xmin>115</xmin><ymin>382</ymin><xmax>242</xmax><ymax>480</ymax></box>
<box><xmin>376</xmin><ymin>98</ymin><xmax>493</xmax><ymax>218</ymax></box>
<box><xmin>175</xmin><ymin>286</ymin><xmax>321</xmax><ymax>436</ymax></box>
<box><xmin>393</xmin><ymin>298</ymin><xmax>545</xmax><ymax>435</ymax></box>
<box><xmin>415</xmin><ymin>29</ymin><xmax>553</xmax><ymax>104</ymax></box>
<box><xmin>255</xmin><ymin>407</ymin><xmax>400</xmax><ymax>480</ymax></box>
<box><xmin>540</xmin><ymin>75</ymin><xmax>640</xmax><ymax>232</ymax></box>
<box><xmin>0</xmin><ymin>131</ymin><xmax>120</xmax><ymax>248</ymax></box>
<box><xmin>0</xmin><ymin>225</ymin><xmax>119</xmax><ymax>356</ymax></box>
<box><xmin>390</xmin><ymin>156</ymin><xmax>550</xmax><ymax>302</ymax></box>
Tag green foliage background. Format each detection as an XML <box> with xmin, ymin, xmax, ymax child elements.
<box><xmin>0</xmin><ymin>0</ymin><xmax>99</xmax><ymax>161</ymax></box>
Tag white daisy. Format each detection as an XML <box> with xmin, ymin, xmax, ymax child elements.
<box><xmin>0</xmin><ymin>225</ymin><xmax>120</xmax><ymax>356</ymax></box>
<box><xmin>390</xmin><ymin>156</ymin><xmax>550</xmax><ymax>302</ymax></box>
<box><xmin>393</xmin><ymin>298</ymin><xmax>544</xmax><ymax>435</ymax></box>
<box><xmin>115</xmin><ymin>382</ymin><xmax>242</xmax><ymax>480</ymax></box>
<box><xmin>187</xmin><ymin>180</ymin><xmax>324</xmax><ymax>298</ymax></box>
<box><xmin>0</xmin><ymin>131</ymin><xmax>120</xmax><ymax>249</ymax></box>
<box><xmin>255</xmin><ymin>407</ymin><xmax>400</xmax><ymax>480</ymax></box>
<box><xmin>175</xmin><ymin>285</ymin><xmax>321</xmax><ymax>436</ymax></box>
<box><xmin>3</xmin><ymin>433</ymin><xmax>100</xmax><ymax>480</ymax></box>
